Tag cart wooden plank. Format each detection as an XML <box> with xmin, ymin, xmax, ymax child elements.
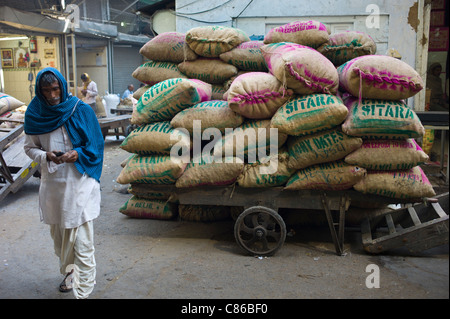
<box><xmin>98</xmin><ymin>114</ymin><xmax>132</xmax><ymax>139</ymax></box>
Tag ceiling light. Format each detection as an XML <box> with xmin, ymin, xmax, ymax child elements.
<box><xmin>0</xmin><ymin>36</ymin><xmax>28</xmax><ymax>41</ymax></box>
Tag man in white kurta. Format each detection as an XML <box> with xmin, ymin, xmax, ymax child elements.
<box><xmin>24</xmin><ymin>67</ymin><xmax>104</xmax><ymax>299</ymax></box>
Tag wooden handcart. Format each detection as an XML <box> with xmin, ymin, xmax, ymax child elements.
<box><xmin>129</xmin><ymin>184</ymin><xmax>440</xmax><ymax>256</ymax></box>
<box><xmin>0</xmin><ymin>124</ymin><xmax>40</xmax><ymax>201</ymax></box>
<box><xmin>98</xmin><ymin>114</ymin><xmax>133</xmax><ymax>140</ymax></box>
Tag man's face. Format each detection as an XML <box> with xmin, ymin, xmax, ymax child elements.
<box><xmin>41</xmin><ymin>80</ymin><xmax>61</xmax><ymax>106</ymax></box>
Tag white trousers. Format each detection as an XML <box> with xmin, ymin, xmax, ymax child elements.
<box><xmin>50</xmin><ymin>220</ymin><xmax>96</xmax><ymax>299</ymax></box>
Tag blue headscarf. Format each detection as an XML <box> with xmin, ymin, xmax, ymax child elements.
<box><xmin>24</xmin><ymin>67</ymin><xmax>104</xmax><ymax>182</ymax></box>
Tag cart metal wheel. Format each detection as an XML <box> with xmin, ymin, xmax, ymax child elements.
<box><xmin>234</xmin><ymin>206</ymin><xmax>286</xmax><ymax>256</ymax></box>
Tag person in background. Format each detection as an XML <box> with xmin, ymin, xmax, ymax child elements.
<box><xmin>121</xmin><ymin>84</ymin><xmax>134</xmax><ymax>100</ymax></box>
<box><xmin>426</xmin><ymin>62</ymin><xmax>448</xmax><ymax>112</ymax></box>
<box><xmin>80</xmin><ymin>73</ymin><xmax>98</xmax><ymax>113</ymax></box>
<box><xmin>23</xmin><ymin>67</ymin><xmax>104</xmax><ymax>299</ymax></box>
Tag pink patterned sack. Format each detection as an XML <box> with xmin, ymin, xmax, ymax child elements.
<box><xmin>337</xmin><ymin>55</ymin><xmax>424</xmax><ymax>100</ymax></box>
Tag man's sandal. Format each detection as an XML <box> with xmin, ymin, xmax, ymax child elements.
<box><xmin>59</xmin><ymin>270</ymin><xmax>74</xmax><ymax>293</ymax></box>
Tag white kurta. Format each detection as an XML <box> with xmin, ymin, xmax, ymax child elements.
<box><xmin>24</xmin><ymin>126</ymin><xmax>101</xmax><ymax>229</ymax></box>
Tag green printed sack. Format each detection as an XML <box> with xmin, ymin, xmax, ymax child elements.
<box><xmin>175</xmin><ymin>155</ymin><xmax>244</xmax><ymax>188</ymax></box>
<box><xmin>127</xmin><ymin>184</ymin><xmax>172</xmax><ymax>201</ymax></box>
<box><xmin>132</xmin><ymin>78</ymin><xmax>212</xmax><ymax>125</ymax></box>
<box><xmin>178</xmin><ymin>58</ymin><xmax>238</xmax><ymax>84</ymax></box>
<box><xmin>211</xmin><ymin>84</ymin><xmax>226</xmax><ymax>100</ymax></box>
<box><xmin>287</xmin><ymin>128</ymin><xmax>362</xmax><ymax>170</ymax></box>
<box><xmin>219</xmin><ymin>40</ymin><xmax>268</xmax><ymax>71</ymax></box>
<box><xmin>317</xmin><ymin>31</ymin><xmax>377</xmax><ymax>66</ymax></box>
<box><xmin>132</xmin><ymin>61</ymin><xmax>187</xmax><ymax>86</ymax></box>
<box><xmin>263</xmin><ymin>20</ymin><xmax>330</xmax><ymax>49</ymax></box>
<box><xmin>344</xmin><ymin>138</ymin><xmax>429</xmax><ymax>170</ymax></box>
<box><xmin>271</xmin><ymin>93</ymin><xmax>348</xmax><ymax>136</ymax></box>
<box><xmin>171</xmin><ymin>100</ymin><xmax>243</xmax><ymax>134</ymax></box>
<box><xmin>237</xmin><ymin>148</ymin><xmax>295</xmax><ymax>187</ymax></box>
<box><xmin>353</xmin><ymin>166</ymin><xmax>436</xmax><ymax>199</ymax></box>
<box><xmin>179</xmin><ymin>205</ymin><xmax>231</xmax><ymax>222</ymax></box>
<box><xmin>220</xmin><ymin>119</ymin><xmax>288</xmax><ymax>160</ymax></box>
<box><xmin>337</xmin><ymin>55</ymin><xmax>423</xmax><ymax>100</ymax></box>
<box><xmin>0</xmin><ymin>93</ymin><xmax>25</xmax><ymax>115</ymax></box>
<box><xmin>285</xmin><ymin>160</ymin><xmax>366</xmax><ymax>190</ymax></box>
<box><xmin>120</xmin><ymin>121</ymin><xmax>190</xmax><ymax>155</ymax></box>
<box><xmin>341</xmin><ymin>97</ymin><xmax>425</xmax><ymax>139</ymax></box>
<box><xmin>185</xmin><ymin>25</ymin><xmax>250</xmax><ymax>57</ymax></box>
<box><xmin>139</xmin><ymin>32</ymin><xmax>197</xmax><ymax>63</ymax></box>
<box><xmin>227</xmin><ymin>72</ymin><xmax>294</xmax><ymax>119</ymax></box>
<box><xmin>261</xmin><ymin>42</ymin><xmax>338</xmax><ymax>95</ymax></box>
<box><xmin>120</xmin><ymin>196</ymin><xmax>177</xmax><ymax>219</ymax></box>
<box><xmin>116</xmin><ymin>154</ymin><xmax>187</xmax><ymax>185</ymax></box>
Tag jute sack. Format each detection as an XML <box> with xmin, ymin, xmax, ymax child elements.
<box><xmin>178</xmin><ymin>58</ymin><xmax>238</xmax><ymax>84</ymax></box>
<box><xmin>263</xmin><ymin>20</ymin><xmax>330</xmax><ymax>49</ymax></box>
<box><xmin>317</xmin><ymin>31</ymin><xmax>377</xmax><ymax>66</ymax></box>
<box><xmin>211</xmin><ymin>84</ymin><xmax>226</xmax><ymax>100</ymax></box>
<box><xmin>0</xmin><ymin>93</ymin><xmax>25</xmax><ymax>115</ymax></box>
<box><xmin>237</xmin><ymin>148</ymin><xmax>296</xmax><ymax>187</ymax></box>
<box><xmin>219</xmin><ymin>40</ymin><xmax>268</xmax><ymax>71</ymax></box>
<box><xmin>261</xmin><ymin>42</ymin><xmax>339</xmax><ymax>95</ymax></box>
<box><xmin>220</xmin><ymin>119</ymin><xmax>288</xmax><ymax>160</ymax></box>
<box><xmin>116</xmin><ymin>154</ymin><xmax>187</xmax><ymax>185</ymax></box>
<box><xmin>271</xmin><ymin>93</ymin><xmax>348</xmax><ymax>136</ymax></box>
<box><xmin>285</xmin><ymin>160</ymin><xmax>366</xmax><ymax>190</ymax></box>
<box><xmin>171</xmin><ymin>100</ymin><xmax>244</xmax><ymax>134</ymax></box>
<box><xmin>175</xmin><ymin>155</ymin><xmax>244</xmax><ymax>188</ymax></box>
<box><xmin>120</xmin><ymin>121</ymin><xmax>190</xmax><ymax>155</ymax></box>
<box><xmin>120</xmin><ymin>196</ymin><xmax>177</xmax><ymax>219</ymax></box>
<box><xmin>341</xmin><ymin>97</ymin><xmax>425</xmax><ymax>139</ymax></box>
<box><xmin>132</xmin><ymin>61</ymin><xmax>187</xmax><ymax>86</ymax></box>
<box><xmin>132</xmin><ymin>85</ymin><xmax>151</xmax><ymax>100</ymax></box>
<box><xmin>132</xmin><ymin>78</ymin><xmax>212</xmax><ymax>125</ymax></box>
<box><xmin>344</xmin><ymin>138</ymin><xmax>429</xmax><ymax>170</ymax></box>
<box><xmin>353</xmin><ymin>166</ymin><xmax>436</xmax><ymax>199</ymax></box>
<box><xmin>139</xmin><ymin>32</ymin><xmax>197</xmax><ymax>63</ymax></box>
<box><xmin>127</xmin><ymin>184</ymin><xmax>171</xmax><ymax>201</ymax></box>
<box><xmin>227</xmin><ymin>72</ymin><xmax>294</xmax><ymax>119</ymax></box>
<box><xmin>185</xmin><ymin>25</ymin><xmax>250</xmax><ymax>57</ymax></box>
<box><xmin>287</xmin><ymin>128</ymin><xmax>363</xmax><ymax>170</ymax></box>
<box><xmin>337</xmin><ymin>55</ymin><xmax>424</xmax><ymax>100</ymax></box>
<box><xmin>179</xmin><ymin>205</ymin><xmax>231</xmax><ymax>222</ymax></box>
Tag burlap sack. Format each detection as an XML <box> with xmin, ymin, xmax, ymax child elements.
<box><xmin>263</xmin><ymin>20</ymin><xmax>330</xmax><ymax>48</ymax></box>
<box><xmin>337</xmin><ymin>55</ymin><xmax>424</xmax><ymax>100</ymax></box>
<box><xmin>185</xmin><ymin>25</ymin><xmax>250</xmax><ymax>57</ymax></box>
<box><xmin>220</xmin><ymin>119</ymin><xmax>288</xmax><ymax>160</ymax></box>
<box><xmin>211</xmin><ymin>84</ymin><xmax>227</xmax><ymax>100</ymax></box>
<box><xmin>317</xmin><ymin>31</ymin><xmax>377</xmax><ymax>66</ymax></box>
<box><xmin>341</xmin><ymin>97</ymin><xmax>425</xmax><ymax>139</ymax></box>
<box><xmin>219</xmin><ymin>40</ymin><xmax>268</xmax><ymax>71</ymax></box>
<box><xmin>131</xmin><ymin>78</ymin><xmax>212</xmax><ymax>125</ymax></box>
<box><xmin>120</xmin><ymin>121</ymin><xmax>190</xmax><ymax>155</ymax></box>
<box><xmin>179</xmin><ymin>204</ymin><xmax>231</xmax><ymax>222</ymax></box>
<box><xmin>285</xmin><ymin>160</ymin><xmax>366</xmax><ymax>190</ymax></box>
<box><xmin>175</xmin><ymin>155</ymin><xmax>244</xmax><ymax>188</ymax></box>
<box><xmin>171</xmin><ymin>100</ymin><xmax>244</xmax><ymax>134</ymax></box>
<box><xmin>116</xmin><ymin>154</ymin><xmax>187</xmax><ymax>185</ymax></box>
<box><xmin>120</xmin><ymin>196</ymin><xmax>177</xmax><ymax>219</ymax></box>
<box><xmin>132</xmin><ymin>61</ymin><xmax>187</xmax><ymax>86</ymax></box>
<box><xmin>139</xmin><ymin>32</ymin><xmax>197</xmax><ymax>62</ymax></box>
<box><xmin>227</xmin><ymin>72</ymin><xmax>294</xmax><ymax>119</ymax></box>
<box><xmin>127</xmin><ymin>184</ymin><xmax>171</xmax><ymax>201</ymax></box>
<box><xmin>353</xmin><ymin>166</ymin><xmax>436</xmax><ymax>199</ymax></box>
<box><xmin>0</xmin><ymin>93</ymin><xmax>25</xmax><ymax>115</ymax></box>
<box><xmin>237</xmin><ymin>148</ymin><xmax>295</xmax><ymax>187</ymax></box>
<box><xmin>132</xmin><ymin>85</ymin><xmax>150</xmax><ymax>100</ymax></box>
<box><xmin>271</xmin><ymin>93</ymin><xmax>348</xmax><ymax>136</ymax></box>
<box><xmin>178</xmin><ymin>58</ymin><xmax>238</xmax><ymax>84</ymax></box>
<box><xmin>261</xmin><ymin>42</ymin><xmax>339</xmax><ymax>95</ymax></box>
<box><xmin>345</xmin><ymin>138</ymin><xmax>429</xmax><ymax>170</ymax></box>
<box><xmin>287</xmin><ymin>128</ymin><xmax>363</xmax><ymax>170</ymax></box>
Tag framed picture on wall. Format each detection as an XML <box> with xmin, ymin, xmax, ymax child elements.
<box><xmin>1</xmin><ymin>48</ymin><xmax>14</xmax><ymax>68</ymax></box>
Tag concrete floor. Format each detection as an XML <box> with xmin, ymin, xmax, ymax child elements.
<box><xmin>0</xmin><ymin>136</ymin><xmax>448</xmax><ymax>302</ymax></box>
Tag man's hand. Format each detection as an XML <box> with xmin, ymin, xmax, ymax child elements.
<box><xmin>47</xmin><ymin>150</ymin><xmax>78</xmax><ymax>164</ymax></box>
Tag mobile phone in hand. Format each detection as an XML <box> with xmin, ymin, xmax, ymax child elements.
<box><xmin>54</xmin><ymin>151</ymin><xmax>65</xmax><ymax>157</ymax></box>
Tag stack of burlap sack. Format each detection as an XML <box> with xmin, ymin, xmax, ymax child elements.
<box><xmin>0</xmin><ymin>93</ymin><xmax>26</xmax><ymax>131</ymax></box>
<box><xmin>117</xmin><ymin>21</ymin><xmax>434</xmax><ymax>221</ymax></box>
